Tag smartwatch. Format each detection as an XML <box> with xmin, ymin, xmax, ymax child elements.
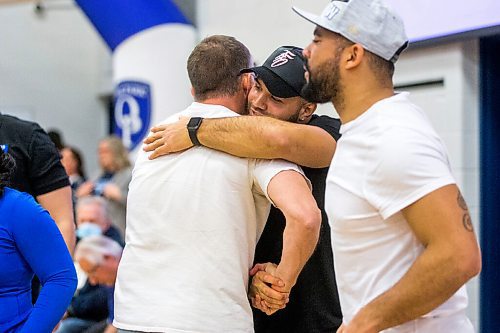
<box><xmin>187</xmin><ymin>117</ymin><xmax>204</xmax><ymax>146</ymax></box>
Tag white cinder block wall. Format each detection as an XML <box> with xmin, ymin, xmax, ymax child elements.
<box><xmin>0</xmin><ymin>3</ymin><xmax>111</xmax><ymax>173</ymax></box>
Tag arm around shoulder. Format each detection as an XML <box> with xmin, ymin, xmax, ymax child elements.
<box><xmin>273</xmin><ymin>121</ymin><xmax>336</xmax><ymax>168</ymax></box>
<box><xmin>198</xmin><ymin>116</ymin><xmax>336</xmax><ymax>168</ymax></box>
<box><xmin>145</xmin><ymin>115</ymin><xmax>337</xmax><ymax>167</ymax></box>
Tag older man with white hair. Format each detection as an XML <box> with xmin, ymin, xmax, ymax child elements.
<box><xmin>75</xmin><ymin>235</ymin><xmax>123</xmax><ymax>287</ymax></box>
<box><xmin>73</xmin><ymin>235</ymin><xmax>123</xmax><ymax>333</ymax></box>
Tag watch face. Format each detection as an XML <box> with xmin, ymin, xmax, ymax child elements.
<box><xmin>188</xmin><ymin>117</ymin><xmax>202</xmax><ymax>129</ymax></box>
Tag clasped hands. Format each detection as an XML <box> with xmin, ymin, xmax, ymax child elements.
<box><xmin>248</xmin><ymin>262</ymin><xmax>291</xmax><ymax>316</ymax></box>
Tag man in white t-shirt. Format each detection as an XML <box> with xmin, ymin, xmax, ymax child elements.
<box><xmin>293</xmin><ymin>0</ymin><xmax>481</xmax><ymax>332</ymax></box>
<box><xmin>113</xmin><ymin>35</ymin><xmax>321</xmax><ymax>333</ymax></box>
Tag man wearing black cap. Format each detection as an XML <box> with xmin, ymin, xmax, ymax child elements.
<box><xmin>143</xmin><ymin>46</ymin><xmax>343</xmax><ymax>332</ymax></box>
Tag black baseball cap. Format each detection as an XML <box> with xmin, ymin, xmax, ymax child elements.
<box><xmin>240</xmin><ymin>46</ymin><xmax>306</xmax><ymax>99</ymax></box>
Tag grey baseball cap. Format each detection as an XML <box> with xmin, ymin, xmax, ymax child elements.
<box><xmin>293</xmin><ymin>0</ymin><xmax>409</xmax><ymax>63</ymax></box>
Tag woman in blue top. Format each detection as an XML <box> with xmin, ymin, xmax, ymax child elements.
<box><xmin>0</xmin><ymin>149</ymin><xmax>77</xmax><ymax>332</ymax></box>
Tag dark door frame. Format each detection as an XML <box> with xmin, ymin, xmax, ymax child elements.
<box><xmin>479</xmin><ymin>35</ymin><xmax>500</xmax><ymax>332</ymax></box>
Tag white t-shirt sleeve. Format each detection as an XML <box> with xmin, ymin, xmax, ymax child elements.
<box><xmin>251</xmin><ymin>158</ymin><xmax>311</xmax><ymax>206</ymax></box>
<box><xmin>364</xmin><ymin>127</ymin><xmax>456</xmax><ymax>219</ymax></box>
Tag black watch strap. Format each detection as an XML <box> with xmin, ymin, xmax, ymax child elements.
<box><xmin>187</xmin><ymin>117</ymin><xmax>204</xmax><ymax>146</ymax></box>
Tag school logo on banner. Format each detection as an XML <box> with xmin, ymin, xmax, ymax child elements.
<box><xmin>113</xmin><ymin>81</ymin><xmax>152</xmax><ymax>150</ymax></box>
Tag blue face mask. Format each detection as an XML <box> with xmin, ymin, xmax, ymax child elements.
<box><xmin>76</xmin><ymin>222</ymin><xmax>102</xmax><ymax>239</ymax></box>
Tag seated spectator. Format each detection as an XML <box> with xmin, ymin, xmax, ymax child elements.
<box><xmin>0</xmin><ymin>149</ymin><xmax>77</xmax><ymax>332</ymax></box>
<box><xmin>55</xmin><ymin>278</ymin><xmax>110</xmax><ymax>333</ymax></box>
<box><xmin>61</xmin><ymin>146</ymin><xmax>87</xmax><ymax>191</ymax></box>
<box><xmin>77</xmin><ymin>136</ymin><xmax>131</xmax><ymax>237</ymax></box>
<box><xmin>75</xmin><ymin>196</ymin><xmax>124</xmax><ymax>246</ymax></box>
<box><xmin>56</xmin><ymin>197</ymin><xmax>124</xmax><ymax>333</ymax></box>
<box><xmin>76</xmin><ymin>235</ymin><xmax>123</xmax><ymax>333</ymax></box>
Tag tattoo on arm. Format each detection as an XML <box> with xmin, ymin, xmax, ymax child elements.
<box><xmin>457</xmin><ymin>192</ymin><xmax>474</xmax><ymax>232</ymax></box>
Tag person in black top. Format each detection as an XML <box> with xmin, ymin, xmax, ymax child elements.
<box><xmin>142</xmin><ymin>46</ymin><xmax>342</xmax><ymax>332</ymax></box>
<box><xmin>0</xmin><ymin>113</ymin><xmax>75</xmax><ymax>252</ymax></box>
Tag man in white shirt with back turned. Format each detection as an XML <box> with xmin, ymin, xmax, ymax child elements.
<box><xmin>113</xmin><ymin>35</ymin><xmax>321</xmax><ymax>333</ymax></box>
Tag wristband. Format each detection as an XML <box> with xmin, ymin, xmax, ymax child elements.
<box><xmin>187</xmin><ymin>117</ymin><xmax>204</xmax><ymax>146</ymax></box>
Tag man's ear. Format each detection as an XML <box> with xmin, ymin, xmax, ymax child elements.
<box><xmin>240</xmin><ymin>73</ymin><xmax>253</xmax><ymax>95</ymax></box>
<box><xmin>344</xmin><ymin>44</ymin><xmax>364</xmax><ymax>70</ymax></box>
<box><xmin>299</xmin><ymin>102</ymin><xmax>317</xmax><ymax>123</ymax></box>
<box><xmin>190</xmin><ymin>86</ymin><xmax>195</xmax><ymax>98</ymax></box>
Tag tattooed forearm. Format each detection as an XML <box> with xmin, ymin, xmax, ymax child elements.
<box><xmin>457</xmin><ymin>192</ymin><xmax>474</xmax><ymax>232</ymax></box>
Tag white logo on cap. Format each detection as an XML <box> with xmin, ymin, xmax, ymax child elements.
<box><xmin>324</xmin><ymin>3</ymin><xmax>340</xmax><ymax>20</ymax></box>
<box><xmin>271</xmin><ymin>50</ymin><xmax>296</xmax><ymax>68</ymax></box>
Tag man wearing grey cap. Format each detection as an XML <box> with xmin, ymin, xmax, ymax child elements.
<box><xmin>293</xmin><ymin>0</ymin><xmax>481</xmax><ymax>332</ymax></box>
<box><xmin>144</xmin><ymin>46</ymin><xmax>343</xmax><ymax>332</ymax></box>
